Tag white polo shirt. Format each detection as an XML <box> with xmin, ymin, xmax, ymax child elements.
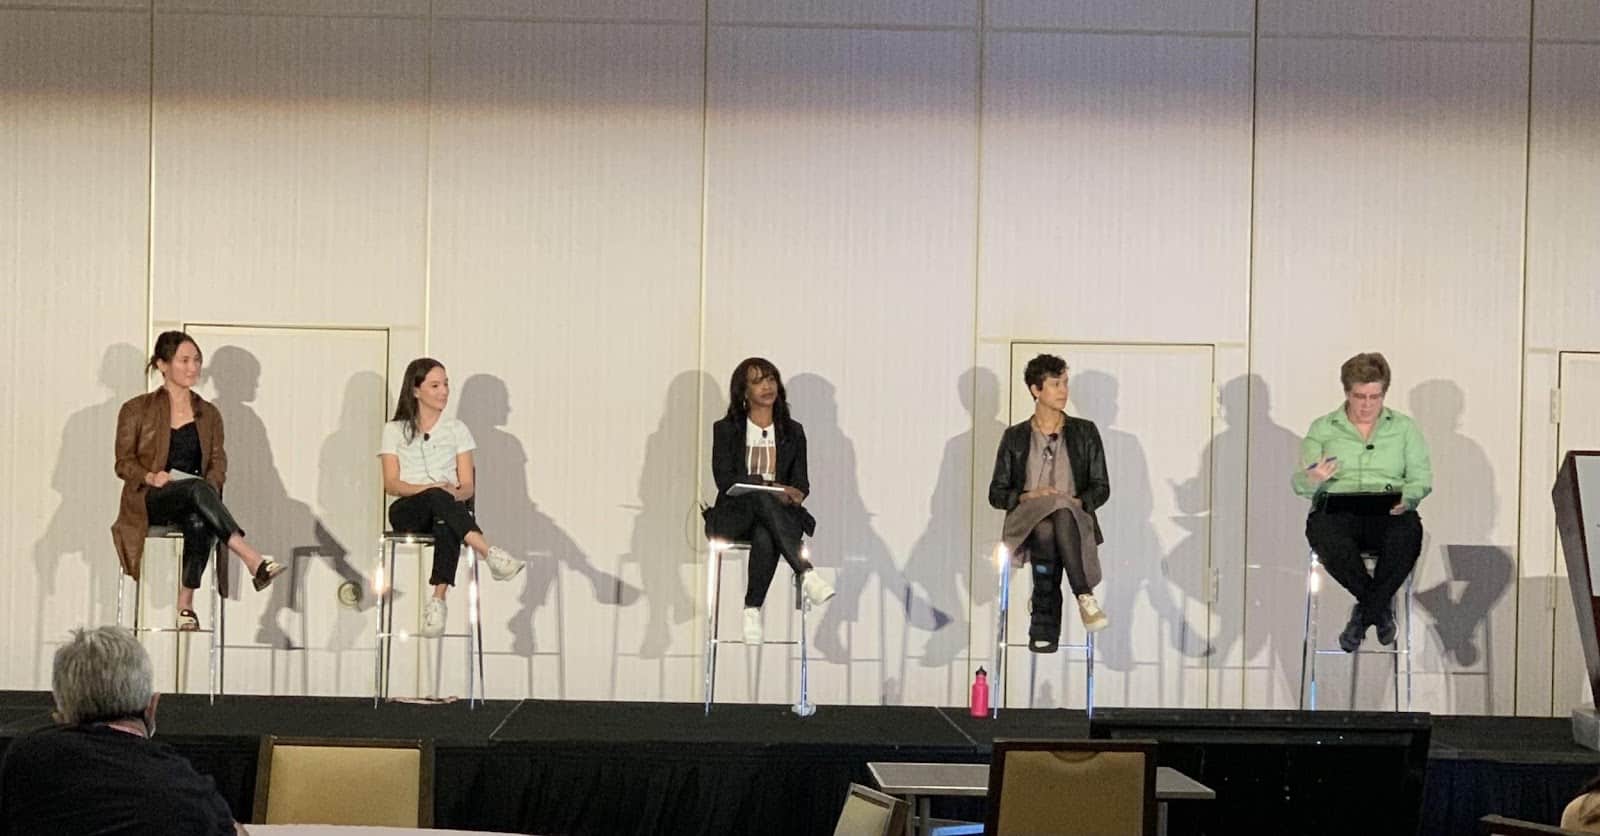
<box><xmin>379</xmin><ymin>417</ymin><xmax>475</xmax><ymax>485</ymax></box>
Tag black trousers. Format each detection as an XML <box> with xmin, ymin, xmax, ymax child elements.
<box><xmin>388</xmin><ymin>488</ymin><xmax>482</xmax><ymax>587</ymax></box>
<box><xmin>1305</xmin><ymin>508</ymin><xmax>1424</xmax><ymax>624</ymax></box>
<box><xmin>706</xmin><ymin>491</ymin><xmax>809</xmax><ymax>608</ymax></box>
<box><xmin>1024</xmin><ymin>509</ymin><xmax>1092</xmax><ymax>643</ymax></box>
<box><xmin>145</xmin><ymin>479</ymin><xmax>243</xmax><ymax>590</ymax></box>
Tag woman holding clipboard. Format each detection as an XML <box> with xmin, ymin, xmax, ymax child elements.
<box><xmin>704</xmin><ymin>357</ymin><xmax>834</xmax><ymax>645</ymax></box>
<box><xmin>1293</xmin><ymin>352</ymin><xmax>1433</xmax><ymax>653</ymax></box>
<box><xmin>111</xmin><ymin>331</ymin><xmax>286</xmax><ymax>631</ymax></box>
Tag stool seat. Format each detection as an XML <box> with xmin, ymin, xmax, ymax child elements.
<box><xmin>380</xmin><ymin>531</ymin><xmax>436</xmax><ymax>542</ymax></box>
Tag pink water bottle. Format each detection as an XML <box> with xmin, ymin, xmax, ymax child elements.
<box><xmin>969</xmin><ymin>667</ymin><xmax>990</xmax><ymax>718</ymax></box>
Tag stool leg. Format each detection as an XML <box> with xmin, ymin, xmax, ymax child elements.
<box><xmin>1301</xmin><ymin>550</ymin><xmax>1319</xmax><ymax>711</ymax></box>
<box><xmin>1085</xmin><ymin>633</ymin><xmax>1096</xmax><ymax>719</ymax></box>
<box><xmin>1403</xmin><ymin>575</ymin><xmax>1414</xmax><ymax>710</ymax></box>
<box><xmin>792</xmin><ymin>571</ymin><xmax>815</xmax><ymax>718</ymax></box>
<box><xmin>373</xmin><ymin>538</ymin><xmax>389</xmax><ymax>708</ymax></box>
<box><xmin>993</xmin><ymin>549</ymin><xmax>1009</xmax><ymax>718</ymax></box>
<box><xmin>1391</xmin><ymin>589</ymin><xmax>1401</xmax><ymax>712</ymax></box>
<box><xmin>172</xmin><ymin>539</ymin><xmax>184</xmax><ymax>694</ymax></box>
<box><xmin>209</xmin><ymin>546</ymin><xmax>220</xmax><ymax>704</ymax></box>
<box><xmin>703</xmin><ymin>541</ymin><xmax>721</xmax><ymax>716</ymax></box>
<box><xmin>384</xmin><ymin>542</ymin><xmax>398</xmax><ymax>701</ymax></box>
<box><xmin>133</xmin><ymin>569</ymin><xmax>144</xmax><ymax>634</ymax></box>
<box><xmin>469</xmin><ymin>547</ymin><xmax>485</xmax><ymax>708</ymax></box>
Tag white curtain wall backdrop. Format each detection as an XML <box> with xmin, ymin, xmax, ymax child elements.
<box><xmin>4</xmin><ymin>0</ymin><xmax>1600</xmax><ymax>716</ymax></box>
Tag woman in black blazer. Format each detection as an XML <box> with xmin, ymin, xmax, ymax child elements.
<box><xmin>989</xmin><ymin>353</ymin><xmax>1111</xmax><ymax>651</ymax></box>
<box><xmin>704</xmin><ymin>357</ymin><xmax>835</xmax><ymax>645</ymax></box>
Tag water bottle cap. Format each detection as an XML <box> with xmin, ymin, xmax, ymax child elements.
<box><xmin>976</xmin><ymin>667</ymin><xmax>987</xmax><ymax>677</ymax></box>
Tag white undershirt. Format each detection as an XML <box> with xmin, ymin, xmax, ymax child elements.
<box><xmin>744</xmin><ymin>419</ymin><xmax>776</xmax><ymax>481</ymax></box>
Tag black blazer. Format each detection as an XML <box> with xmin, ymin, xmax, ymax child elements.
<box><xmin>709</xmin><ymin>414</ymin><xmax>816</xmax><ymax>535</ymax></box>
<box><xmin>988</xmin><ymin>415</ymin><xmax>1109</xmax><ymax>545</ymax></box>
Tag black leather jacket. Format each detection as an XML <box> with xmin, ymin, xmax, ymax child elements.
<box><xmin>707</xmin><ymin>414</ymin><xmax>816</xmax><ymax>536</ymax></box>
<box><xmin>988</xmin><ymin>415</ymin><xmax>1110</xmax><ymax>545</ymax></box>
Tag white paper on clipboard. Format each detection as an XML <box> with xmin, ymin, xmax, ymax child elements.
<box><xmin>728</xmin><ymin>482</ymin><xmax>785</xmax><ymax>496</ymax></box>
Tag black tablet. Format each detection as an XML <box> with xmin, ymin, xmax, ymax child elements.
<box><xmin>1321</xmin><ymin>491</ymin><xmax>1403</xmax><ymax>515</ymax></box>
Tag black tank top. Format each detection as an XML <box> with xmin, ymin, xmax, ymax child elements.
<box><xmin>165</xmin><ymin>422</ymin><xmax>202</xmax><ymax>476</ymax></box>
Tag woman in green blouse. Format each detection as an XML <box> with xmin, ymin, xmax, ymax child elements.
<box><xmin>1292</xmin><ymin>352</ymin><xmax>1432</xmax><ymax>653</ymax></box>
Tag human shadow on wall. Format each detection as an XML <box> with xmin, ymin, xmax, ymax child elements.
<box><xmin>33</xmin><ymin>343</ymin><xmax>146</xmax><ymax>678</ymax></box>
<box><xmin>1237</xmin><ymin>376</ymin><xmax>1308</xmax><ymax>704</ymax></box>
<box><xmin>312</xmin><ymin>371</ymin><xmax>387</xmax><ymax>650</ymax></box>
<box><xmin>905</xmin><ymin>368</ymin><xmax>1005</xmax><ymax>669</ymax></box>
<box><xmin>1071</xmin><ymin>370</ymin><xmax>1201</xmax><ymax>683</ymax></box>
<box><xmin>787</xmin><ymin>373</ymin><xmax>949</xmax><ymax>671</ymax></box>
<box><xmin>455</xmin><ymin>374</ymin><xmax>637</xmax><ymax>663</ymax></box>
<box><xmin>1408</xmin><ymin>379</ymin><xmax>1512</xmax><ymax>676</ymax></box>
<box><xmin>626</xmin><ymin>370</ymin><xmax>717</xmax><ymax>659</ymax></box>
<box><xmin>206</xmin><ymin>346</ymin><xmax>350</xmax><ymax>650</ymax></box>
<box><xmin>1174</xmin><ymin>376</ymin><xmax>1301</xmax><ymax>686</ymax></box>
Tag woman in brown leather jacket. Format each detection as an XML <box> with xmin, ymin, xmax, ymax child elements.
<box><xmin>111</xmin><ymin>331</ymin><xmax>284</xmax><ymax>630</ymax></box>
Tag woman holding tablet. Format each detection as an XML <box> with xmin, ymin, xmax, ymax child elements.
<box><xmin>704</xmin><ymin>357</ymin><xmax>834</xmax><ymax>645</ymax></box>
<box><xmin>111</xmin><ymin>331</ymin><xmax>285</xmax><ymax>631</ymax></box>
<box><xmin>1293</xmin><ymin>352</ymin><xmax>1432</xmax><ymax>653</ymax></box>
<box><xmin>380</xmin><ymin>357</ymin><xmax>524</xmax><ymax>638</ymax></box>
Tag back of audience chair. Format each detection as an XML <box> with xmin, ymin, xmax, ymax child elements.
<box><xmin>253</xmin><ymin>735</ymin><xmax>433</xmax><ymax>827</ymax></box>
<box><xmin>988</xmin><ymin>739</ymin><xmax>1157</xmax><ymax>836</ymax></box>
<box><xmin>1481</xmin><ymin>814</ymin><xmax>1596</xmax><ymax>836</ymax></box>
<box><xmin>833</xmin><ymin>782</ymin><xmax>908</xmax><ymax>836</ymax></box>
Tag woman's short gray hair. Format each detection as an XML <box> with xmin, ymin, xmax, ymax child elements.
<box><xmin>51</xmin><ymin>626</ymin><xmax>153</xmax><ymax>725</ymax></box>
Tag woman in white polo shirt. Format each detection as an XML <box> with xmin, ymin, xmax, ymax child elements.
<box><xmin>380</xmin><ymin>357</ymin><xmax>524</xmax><ymax>637</ymax></box>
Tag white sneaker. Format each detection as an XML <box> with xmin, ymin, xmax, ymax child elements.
<box><xmin>742</xmin><ymin>607</ymin><xmax>763</xmax><ymax>645</ymax></box>
<box><xmin>421</xmin><ymin>598</ymin><xmax>447</xmax><ymax>638</ymax></box>
<box><xmin>801</xmin><ymin>570</ymin><xmax>835</xmax><ymax>608</ymax></box>
<box><xmin>485</xmin><ymin>546</ymin><xmax>525</xmax><ymax>581</ymax></box>
<box><xmin>1077</xmin><ymin>594</ymin><xmax>1109</xmax><ymax>633</ymax></box>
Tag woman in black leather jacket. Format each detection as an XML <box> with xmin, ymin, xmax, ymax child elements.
<box><xmin>988</xmin><ymin>354</ymin><xmax>1111</xmax><ymax>651</ymax></box>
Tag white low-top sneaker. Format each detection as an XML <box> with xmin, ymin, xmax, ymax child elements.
<box><xmin>485</xmin><ymin>546</ymin><xmax>525</xmax><ymax>581</ymax></box>
<box><xmin>1077</xmin><ymin>594</ymin><xmax>1109</xmax><ymax>633</ymax></box>
<box><xmin>421</xmin><ymin>598</ymin><xmax>447</xmax><ymax>638</ymax></box>
<box><xmin>742</xmin><ymin>607</ymin><xmax>763</xmax><ymax>645</ymax></box>
<box><xmin>801</xmin><ymin>570</ymin><xmax>835</xmax><ymax>608</ymax></box>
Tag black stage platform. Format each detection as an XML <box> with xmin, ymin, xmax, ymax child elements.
<box><xmin>0</xmin><ymin>690</ymin><xmax>1594</xmax><ymax>835</ymax></box>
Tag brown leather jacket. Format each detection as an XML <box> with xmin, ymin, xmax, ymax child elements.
<box><xmin>111</xmin><ymin>388</ymin><xmax>226</xmax><ymax>578</ymax></box>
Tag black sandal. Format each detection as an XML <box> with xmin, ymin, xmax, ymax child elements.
<box><xmin>177</xmin><ymin>609</ymin><xmax>200</xmax><ymax>631</ymax></box>
<box><xmin>253</xmin><ymin>558</ymin><xmax>286</xmax><ymax>591</ymax></box>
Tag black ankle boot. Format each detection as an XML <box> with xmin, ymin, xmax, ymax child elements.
<box><xmin>1338</xmin><ymin>604</ymin><xmax>1367</xmax><ymax>653</ymax></box>
<box><xmin>1374</xmin><ymin>604</ymin><xmax>1397</xmax><ymax>645</ymax></box>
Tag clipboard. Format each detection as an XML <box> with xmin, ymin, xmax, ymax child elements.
<box><xmin>728</xmin><ymin>482</ymin><xmax>785</xmax><ymax>497</ymax></box>
<box><xmin>1321</xmin><ymin>491</ymin><xmax>1402</xmax><ymax>516</ymax></box>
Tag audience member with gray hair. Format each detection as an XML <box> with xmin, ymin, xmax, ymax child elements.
<box><xmin>0</xmin><ymin>626</ymin><xmax>245</xmax><ymax>835</ymax></box>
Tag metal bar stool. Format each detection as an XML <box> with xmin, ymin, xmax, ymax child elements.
<box><xmin>372</xmin><ymin>529</ymin><xmax>486</xmax><ymax>708</ymax></box>
<box><xmin>702</xmin><ymin>538</ymin><xmax>815</xmax><ymax>717</ymax></box>
<box><xmin>992</xmin><ymin>544</ymin><xmax>1095</xmax><ymax>718</ymax></box>
<box><xmin>115</xmin><ymin>525</ymin><xmax>226</xmax><ymax>703</ymax></box>
<box><xmin>1299</xmin><ymin>549</ymin><xmax>1415</xmax><ymax>711</ymax></box>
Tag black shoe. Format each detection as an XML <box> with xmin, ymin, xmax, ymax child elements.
<box><xmin>1338</xmin><ymin>605</ymin><xmax>1367</xmax><ymax>653</ymax></box>
<box><xmin>1374</xmin><ymin>605</ymin><xmax>1397</xmax><ymax>645</ymax></box>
